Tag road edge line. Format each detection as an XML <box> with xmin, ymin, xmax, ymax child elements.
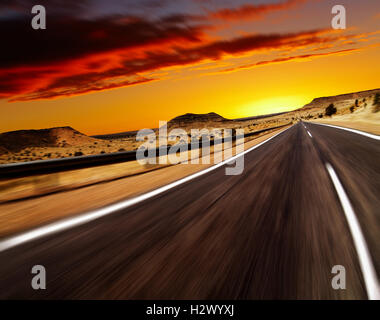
<box><xmin>0</xmin><ymin>126</ymin><xmax>292</xmax><ymax>253</ymax></box>
<box><xmin>325</xmin><ymin>162</ymin><xmax>380</xmax><ymax>300</ymax></box>
<box><xmin>312</xmin><ymin>122</ymin><xmax>380</xmax><ymax>140</ymax></box>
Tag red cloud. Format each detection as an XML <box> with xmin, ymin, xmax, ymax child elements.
<box><xmin>209</xmin><ymin>0</ymin><xmax>306</xmax><ymax>21</ymax></box>
<box><xmin>12</xmin><ymin>77</ymin><xmax>155</xmax><ymax>102</ymax></box>
<box><xmin>1</xmin><ymin>28</ymin><xmax>362</xmax><ymax>102</ymax></box>
<box><xmin>0</xmin><ymin>0</ymin><xmax>367</xmax><ymax>103</ymax></box>
<box><xmin>218</xmin><ymin>48</ymin><xmax>360</xmax><ymax>74</ymax></box>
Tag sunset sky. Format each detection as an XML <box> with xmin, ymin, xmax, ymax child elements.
<box><xmin>0</xmin><ymin>0</ymin><xmax>379</xmax><ymax>135</ymax></box>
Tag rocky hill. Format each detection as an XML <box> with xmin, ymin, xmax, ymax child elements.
<box><xmin>301</xmin><ymin>88</ymin><xmax>380</xmax><ymax>110</ymax></box>
<box><xmin>167</xmin><ymin>112</ymin><xmax>230</xmax><ymax>129</ymax></box>
<box><xmin>0</xmin><ymin>126</ymin><xmax>100</xmax><ymax>154</ymax></box>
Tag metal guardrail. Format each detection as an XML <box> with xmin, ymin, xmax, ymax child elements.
<box><xmin>0</xmin><ymin>124</ymin><xmax>290</xmax><ymax>178</ymax></box>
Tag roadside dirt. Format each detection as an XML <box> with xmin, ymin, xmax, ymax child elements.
<box><xmin>0</xmin><ymin>127</ymin><xmax>289</xmax><ymax>237</ymax></box>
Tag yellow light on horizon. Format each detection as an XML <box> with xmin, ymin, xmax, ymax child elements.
<box><xmin>236</xmin><ymin>96</ymin><xmax>309</xmax><ymax>117</ymax></box>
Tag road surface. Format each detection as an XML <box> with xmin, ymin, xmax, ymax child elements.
<box><xmin>0</xmin><ymin>122</ymin><xmax>379</xmax><ymax>299</ymax></box>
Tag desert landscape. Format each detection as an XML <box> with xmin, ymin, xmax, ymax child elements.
<box><xmin>1</xmin><ymin>88</ymin><xmax>379</xmax><ymax>165</ymax></box>
<box><xmin>0</xmin><ymin>88</ymin><xmax>379</xmax><ymax>235</ymax></box>
<box><xmin>1</xmin><ymin>0</ymin><xmax>380</xmax><ymax>301</ymax></box>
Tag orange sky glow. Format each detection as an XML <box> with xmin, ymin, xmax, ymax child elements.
<box><xmin>0</xmin><ymin>0</ymin><xmax>379</xmax><ymax>135</ymax></box>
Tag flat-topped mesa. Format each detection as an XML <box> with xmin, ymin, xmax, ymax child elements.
<box><xmin>167</xmin><ymin>112</ymin><xmax>230</xmax><ymax>127</ymax></box>
<box><xmin>0</xmin><ymin>126</ymin><xmax>100</xmax><ymax>153</ymax></box>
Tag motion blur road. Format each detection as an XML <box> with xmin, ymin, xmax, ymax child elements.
<box><xmin>0</xmin><ymin>122</ymin><xmax>379</xmax><ymax>299</ymax></box>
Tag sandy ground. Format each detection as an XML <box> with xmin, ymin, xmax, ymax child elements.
<box><xmin>311</xmin><ymin>100</ymin><xmax>380</xmax><ymax>135</ymax></box>
<box><xmin>0</xmin><ymin>127</ymin><xmax>289</xmax><ymax>237</ymax></box>
<box><xmin>0</xmin><ymin>118</ymin><xmax>290</xmax><ymax>164</ymax></box>
<box><xmin>0</xmin><ymin>136</ymin><xmax>141</xmax><ymax>164</ymax></box>
<box><xmin>314</xmin><ymin>119</ymin><xmax>380</xmax><ymax>135</ymax></box>
<box><xmin>0</xmin><ymin>161</ymin><xmax>170</xmax><ymax>203</ymax></box>
<box><xmin>0</xmin><ymin>127</ymin><xmax>279</xmax><ymax>203</ymax></box>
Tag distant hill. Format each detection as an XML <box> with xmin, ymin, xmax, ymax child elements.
<box><xmin>301</xmin><ymin>88</ymin><xmax>380</xmax><ymax>110</ymax></box>
<box><xmin>93</xmin><ymin>130</ymin><xmax>142</xmax><ymax>140</ymax></box>
<box><xmin>94</xmin><ymin>113</ymin><xmax>230</xmax><ymax>140</ymax></box>
<box><xmin>0</xmin><ymin>126</ymin><xmax>100</xmax><ymax>153</ymax></box>
<box><xmin>233</xmin><ymin>111</ymin><xmax>289</xmax><ymax>121</ymax></box>
<box><xmin>168</xmin><ymin>112</ymin><xmax>230</xmax><ymax>127</ymax></box>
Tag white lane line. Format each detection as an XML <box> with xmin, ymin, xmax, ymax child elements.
<box><xmin>307</xmin><ymin>131</ymin><xmax>313</xmax><ymax>138</ymax></box>
<box><xmin>326</xmin><ymin>163</ymin><xmax>380</xmax><ymax>300</ymax></box>
<box><xmin>0</xmin><ymin>126</ymin><xmax>292</xmax><ymax>253</ymax></box>
<box><xmin>313</xmin><ymin>122</ymin><xmax>380</xmax><ymax>141</ymax></box>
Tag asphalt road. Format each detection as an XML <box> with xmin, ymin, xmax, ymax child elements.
<box><xmin>0</xmin><ymin>122</ymin><xmax>379</xmax><ymax>299</ymax></box>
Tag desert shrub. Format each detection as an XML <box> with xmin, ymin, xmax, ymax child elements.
<box><xmin>118</xmin><ymin>148</ymin><xmax>126</xmax><ymax>152</ymax></box>
<box><xmin>350</xmin><ymin>106</ymin><xmax>355</xmax><ymax>113</ymax></box>
<box><xmin>74</xmin><ymin>151</ymin><xmax>83</xmax><ymax>157</ymax></box>
<box><xmin>318</xmin><ymin>114</ymin><xmax>323</xmax><ymax>118</ymax></box>
<box><xmin>325</xmin><ymin>103</ymin><xmax>337</xmax><ymax>116</ymax></box>
<box><xmin>355</xmin><ymin>99</ymin><xmax>359</xmax><ymax>107</ymax></box>
<box><xmin>100</xmin><ymin>151</ymin><xmax>105</xmax><ymax>154</ymax></box>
